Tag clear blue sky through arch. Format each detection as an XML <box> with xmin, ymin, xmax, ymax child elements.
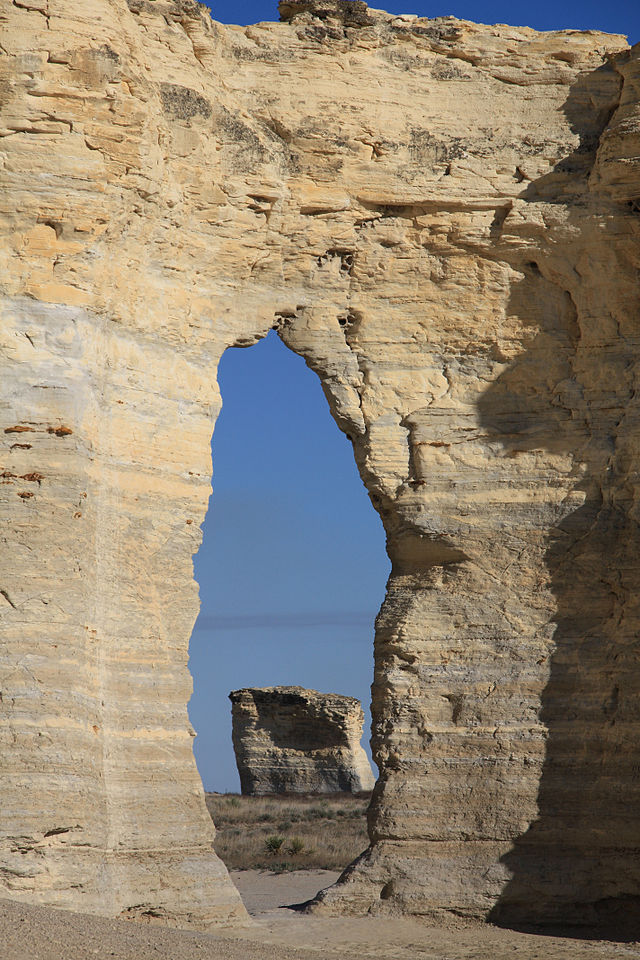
<box><xmin>205</xmin><ymin>0</ymin><xmax>639</xmax><ymax>42</ymax></box>
<box><xmin>189</xmin><ymin>332</ymin><xmax>389</xmax><ymax>791</ymax></box>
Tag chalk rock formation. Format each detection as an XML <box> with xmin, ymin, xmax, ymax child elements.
<box><xmin>2</xmin><ymin>0</ymin><xmax>640</xmax><ymax>933</ymax></box>
<box><xmin>230</xmin><ymin>686</ymin><xmax>375</xmax><ymax>794</ymax></box>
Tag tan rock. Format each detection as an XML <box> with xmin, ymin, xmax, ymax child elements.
<box><xmin>229</xmin><ymin>686</ymin><xmax>375</xmax><ymax>795</ymax></box>
<box><xmin>1</xmin><ymin>0</ymin><xmax>639</xmax><ymax>934</ymax></box>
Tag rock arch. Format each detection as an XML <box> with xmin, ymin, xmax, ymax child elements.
<box><xmin>1</xmin><ymin>0</ymin><xmax>640</xmax><ymax>932</ymax></box>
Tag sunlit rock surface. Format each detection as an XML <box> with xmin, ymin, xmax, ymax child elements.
<box><xmin>1</xmin><ymin>0</ymin><xmax>640</xmax><ymax>932</ymax></box>
<box><xmin>230</xmin><ymin>686</ymin><xmax>375</xmax><ymax>795</ymax></box>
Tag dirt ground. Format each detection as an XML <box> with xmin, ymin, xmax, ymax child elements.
<box><xmin>2</xmin><ymin>870</ymin><xmax>640</xmax><ymax>960</ymax></box>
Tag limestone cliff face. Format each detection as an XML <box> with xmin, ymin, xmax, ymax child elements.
<box><xmin>1</xmin><ymin>0</ymin><xmax>640</xmax><ymax>932</ymax></box>
<box><xmin>230</xmin><ymin>686</ymin><xmax>375</xmax><ymax>795</ymax></box>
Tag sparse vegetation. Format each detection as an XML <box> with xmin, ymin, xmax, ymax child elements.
<box><xmin>206</xmin><ymin>792</ymin><xmax>370</xmax><ymax>872</ymax></box>
<box><xmin>287</xmin><ymin>837</ymin><xmax>305</xmax><ymax>855</ymax></box>
<box><xmin>264</xmin><ymin>834</ymin><xmax>285</xmax><ymax>854</ymax></box>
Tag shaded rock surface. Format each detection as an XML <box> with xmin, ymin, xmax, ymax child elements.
<box><xmin>229</xmin><ymin>686</ymin><xmax>375</xmax><ymax>795</ymax></box>
<box><xmin>1</xmin><ymin>0</ymin><xmax>640</xmax><ymax>935</ymax></box>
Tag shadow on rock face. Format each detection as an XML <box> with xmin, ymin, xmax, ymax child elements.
<box><xmin>478</xmin><ymin>57</ymin><xmax>640</xmax><ymax>941</ymax></box>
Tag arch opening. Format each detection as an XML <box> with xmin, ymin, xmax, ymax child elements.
<box><xmin>188</xmin><ymin>330</ymin><xmax>389</xmax><ymax>898</ymax></box>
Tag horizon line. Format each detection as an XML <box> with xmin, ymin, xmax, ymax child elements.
<box><xmin>193</xmin><ymin>611</ymin><xmax>376</xmax><ymax>630</ymax></box>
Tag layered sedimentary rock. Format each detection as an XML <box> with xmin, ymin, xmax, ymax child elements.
<box><xmin>1</xmin><ymin>0</ymin><xmax>640</xmax><ymax>932</ymax></box>
<box><xmin>230</xmin><ymin>686</ymin><xmax>375</xmax><ymax>794</ymax></box>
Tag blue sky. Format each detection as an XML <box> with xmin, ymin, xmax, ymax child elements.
<box><xmin>190</xmin><ymin>1</ymin><xmax>637</xmax><ymax>793</ymax></box>
<box><xmin>206</xmin><ymin>0</ymin><xmax>639</xmax><ymax>40</ymax></box>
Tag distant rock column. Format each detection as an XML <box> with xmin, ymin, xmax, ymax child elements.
<box><xmin>229</xmin><ymin>686</ymin><xmax>375</xmax><ymax>795</ymax></box>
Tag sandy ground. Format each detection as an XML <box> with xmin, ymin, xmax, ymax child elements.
<box><xmin>2</xmin><ymin>871</ymin><xmax>640</xmax><ymax>960</ymax></box>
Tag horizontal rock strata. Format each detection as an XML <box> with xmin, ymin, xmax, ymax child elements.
<box><xmin>1</xmin><ymin>0</ymin><xmax>640</xmax><ymax>933</ymax></box>
<box><xmin>230</xmin><ymin>686</ymin><xmax>375</xmax><ymax>795</ymax></box>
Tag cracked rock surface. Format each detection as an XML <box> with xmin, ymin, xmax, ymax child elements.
<box><xmin>1</xmin><ymin>0</ymin><xmax>640</xmax><ymax>933</ymax></box>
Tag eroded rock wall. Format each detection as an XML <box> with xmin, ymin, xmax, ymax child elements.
<box><xmin>1</xmin><ymin>0</ymin><xmax>640</xmax><ymax>931</ymax></box>
<box><xmin>230</xmin><ymin>686</ymin><xmax>375</xmax><ymax>794</ymax></box>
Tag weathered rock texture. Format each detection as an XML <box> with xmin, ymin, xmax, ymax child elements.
<box><xmin>1</xmin><ymin>0</ymin><xmax>640</xmax><ymax>933</ymax></box>
<box><xmin>230</xmin><ymin>686</ymin><xmax>375</xmax><ymax>794</ymax></box>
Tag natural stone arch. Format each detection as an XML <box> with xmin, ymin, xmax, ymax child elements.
<box><xmin>1</xmin><ymin>0</ymin><xmax>640</xmax><ymax>934</ymax></box>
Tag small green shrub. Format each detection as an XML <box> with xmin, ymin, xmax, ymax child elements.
<box><xmin>264</xmin><ymin>835</ymin><xmax>285</xmax><ymax>854</ymax></box>
<box><xmin>288</xmin><ymin>837</ymin><xmax>305</xmax><ymax>855</ymax></box>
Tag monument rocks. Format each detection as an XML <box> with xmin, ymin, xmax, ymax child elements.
<box><xmin>229</xmin><ymin>686</ymin><xmax>375</xmax><ymax>795</ymax></box>
<box><xmin>1</xmin><ymin>0</ymin><xmax>640</xmax><ymax>933</ymax></box>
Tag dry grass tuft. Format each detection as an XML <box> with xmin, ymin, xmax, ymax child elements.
<box><xmin>206</xmin><ymin>792</ymin><xmax>371</xmax><ymax>873</ymax></box>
